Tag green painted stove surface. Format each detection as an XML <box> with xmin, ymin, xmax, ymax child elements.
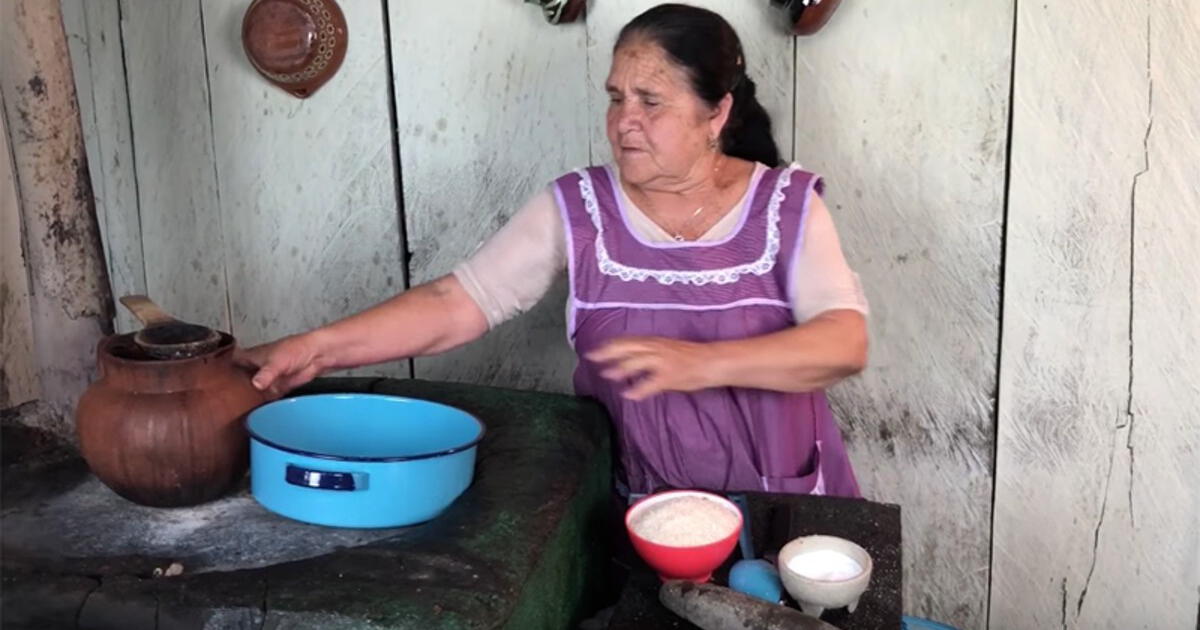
<box><xmin>0</xmin><ymin>378</ymin><xmax>613</xmax><ymax>630</ymax></box>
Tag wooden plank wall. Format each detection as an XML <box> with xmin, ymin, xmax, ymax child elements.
<box><xmin>388</xmin><ymin>0</ymin><xmax>590</xmax><ymax>392</ymax></box>
<box><xmin>200</xmin><ymin>0</ymin><xmax>405</xmax><ymax>371</ymax></box>
<box><xmin>792</xmin><ymin>4</ymin><xmax>1014</xmax><ymax>628</ymax></box>
<box><xmin>1132</xmin><ymin>2</ymin><xmax>1200</xmax><ymax>625</ymax></box>
<box><xmin>992</xmin><ymin>1</ymin><xmax>1200</xmax><ymax>629</ymax></box>
<box><xmin>56</xmin><ymin>1</ymin><xmax>1200</xmax><ymax>627</ymax></box>
<box><xmin>61</xmin><ymin>0</ymin><xmax>407</xmax><ymax>379</ymax></box>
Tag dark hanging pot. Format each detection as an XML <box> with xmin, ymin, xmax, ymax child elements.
<box><xmin>75</xmin><ymin>296</ymin><xmax>265</xmax><ymax>507</ymax></box>
<box><xmin>525</xmin><ymin>0</ymin><xmax>587</xmax><ymax>25</ymax></box>
<box><xmin>772</xmin><ymin>0</ymin><xmax>843</xmax><ymax>36</ymax></box>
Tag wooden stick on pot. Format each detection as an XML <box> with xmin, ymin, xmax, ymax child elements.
<box><xmin>119</xmin><ymin>295</ymin><xmax>222</xmax><ymax>360</ymax></box>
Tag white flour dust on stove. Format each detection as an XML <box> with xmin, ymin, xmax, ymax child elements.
<box><xmin>1</xmin><ymin>476</ymin><xmax>408</xmax><ymax>573</ymax></box>
<box><xmin>630</xmin><ymin>495</ymin><xmax>740</xmax><ymax>547</ymax></box>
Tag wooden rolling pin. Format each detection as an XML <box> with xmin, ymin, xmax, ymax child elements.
<box><xmin>660</xmin><ymin>581</ymin><xmax>843</xmax><ymax>630</ymax></box>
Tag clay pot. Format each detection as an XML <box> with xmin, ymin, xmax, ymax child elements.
<box><xmin>242</xmin><ymin>0</ymin><xmax>348</xmax><ymax>98</ymax></box>
<box><xmin>76</xmin><ymin>333</ymin><xmax>265</xmax><ymax>507</ymax></box>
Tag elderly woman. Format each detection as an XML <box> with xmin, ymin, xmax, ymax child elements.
<box><xmin>239</xmin><ymin>4</ymin><xmax>868</xmax><ymax>500</ymax></box>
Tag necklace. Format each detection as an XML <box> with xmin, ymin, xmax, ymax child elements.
<box><xmin>641</xmin><ymin>157</ymin><xmax>726</xmax><ymax>241</ymax></box>
<box><xmin>669</xmin><ymin>206</ymin><xmax>707</xmax><ymax>241</ymax></box>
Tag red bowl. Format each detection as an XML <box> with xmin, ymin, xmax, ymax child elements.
<box><xmin>625</xmin><ymin>490</ymin><xmax>743</xmax><ymax>582</ymax></box>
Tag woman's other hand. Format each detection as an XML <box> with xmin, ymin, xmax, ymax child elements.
<box><xmin>586</xmin><ymin>336</ymin><xmax>717</xmax><ymax>401</ymax></box>
<box><xmin>586</xmin><ymin>310</ymin><xmax>867</xmax><ymax>399</ymax></box>
<box><xmin>234</xmin><ymin>332</ymin><xmax>329</xmax><ymax>398</ymax></box>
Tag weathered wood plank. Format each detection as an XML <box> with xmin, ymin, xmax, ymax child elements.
<box><xmin>991</xmin><ymin>2</ymin><xmax>1170</xmax><ymax>629</ymax></box>
<box><xmin>0</xmin><ymin>98</ymin><xmax>38</xmax><ymax>409</ymax></box>
<box><xmin>792</xmin><ymin>3</ymin><xmax>1013</xmax><ymax>627</ymax></box>
<box><xmin>200</xmin><ymin>0</ymin><xmax>406</xmax><ymax>379</ymax></box>
<box><xmin>585</xmin><ymin>1</ymin><xmax>795</xmax><ymax>165</ymax></box>
<box><xmin>61</xmin><ymin>0</ymin><xmax>144</xmax><ymax>334</ymax></box>
<box><xmin>1128</xmin><ymin>3</ymin><xmax>1200</xmax><ymax>627</ymax></box>
<box><xmin>389</xmin><ymin>0</ymin><xmax>590</xmax><ymax>391</ymax></box>
<box><xmin>1</xmin><ymin>0</ymin><xmax>114</xmax><ymax>438</ymax></box>
<box><xmin>59</xmin><ymin>0</ymin><xmax>100</xmax><ymax>226</ymax></box>
<box><xmin>118</xmin><ymin>0</ymin><xmax>227</xmax><ymax>330</ymax></box>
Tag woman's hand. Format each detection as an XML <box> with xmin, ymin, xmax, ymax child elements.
<box><xmin>233</xmin><ymin>332</ymin><xmax>329</xmax><ymax>399</ymax></box>
<box><xmin>586</xmin><ymin>336</ymin><xmax>718</xmax><ymax>401</ymax></box>
<box><xmin>586</xmin><ymin>310</ymin><xmax>868</xmax><ymax>399</ymax></box>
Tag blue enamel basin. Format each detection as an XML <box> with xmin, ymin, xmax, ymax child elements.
<box><xmin>246</xmin><ymin>393</ymin><xmax>484</xmax><ymax>528</ymax></box>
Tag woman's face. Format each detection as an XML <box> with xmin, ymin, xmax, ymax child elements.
<box><xmin>605</xmin><ymin>39</ymin><xmax>730</xmax><ymax>187</ymax></box>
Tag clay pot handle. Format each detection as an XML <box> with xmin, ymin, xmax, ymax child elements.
<box><xmin>119</xmin><ymin>295</ymin><xmax>178</xmax><ymax>328</ymax></box>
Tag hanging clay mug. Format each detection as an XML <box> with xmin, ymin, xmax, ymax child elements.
<box><xmin>242</xmin><ymin>0</ymin><xmax>348</xmax><ymax>98</ymax></box>
<box><xmin>75</xmin><ymin>296</ymin><xmax>266</xmax><ymax>507</ymax></box>
<box><xmin>772</xmin><ymin>0</ymin><xmax>843</xmax><ymax>36</ymax></box>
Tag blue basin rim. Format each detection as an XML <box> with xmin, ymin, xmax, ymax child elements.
<box><xmin>245</xmin><ymin>394</ymin><xmax>486</xmax><ymax>463</ymax></box>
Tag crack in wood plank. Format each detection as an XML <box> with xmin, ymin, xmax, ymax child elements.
<box><xmin>1123</xmin><ymin>0</ymin><xmax>1152</xmax><ymax>531</ymax></box>
<box><xmin>379</xmin><ymin>0</ymin><xmax>414</xmax><ymax>379</ymax></box>
<box><xmin>1075</xmin><ymin>422</ymin><xmax>1120</xmax><ymax>618</ymax></box>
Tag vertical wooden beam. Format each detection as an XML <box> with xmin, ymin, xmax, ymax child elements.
<box><xmin>1128</xmin><ymin>3</ymin><xmax>1200</xmax><ymax>627</ymax></box>
<box><xmin>792</xmin><ymin>3</ymin><xmax>1014</xmax><ymax>627</ymax></box>
<box><xmin>0</xmin><ymin>0</ymin><xmax>114</xmax><ymax>438</ymax></box>
<box><xmin>995</xmin><ymin>1</ymin><xmax>1200</xmax><ymax>628</ymax></box>
<box><xmin>988</xmin><ymin>1</ymin><xmax>1198</xmax><ymax>628</ymax></box>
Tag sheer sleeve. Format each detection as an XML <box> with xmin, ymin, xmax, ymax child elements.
<box><xmin>452</xmin><ymin>188</ymin><xmax>567</xmax><ymax>329</ymax></box>
<box><xmin>789</xmin><ymin>192</ymin><xmax>870</xmax><ymax>323</ymax></box>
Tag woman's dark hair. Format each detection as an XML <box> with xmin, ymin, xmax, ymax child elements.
<box><xmin>616</xmin><ymin>4</ymin><xmax>781</xmax><ymax>167</ymax></box>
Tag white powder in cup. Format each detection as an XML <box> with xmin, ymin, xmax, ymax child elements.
<box><xmin>786</xmin><ymin>549</ymin><xmax>863</xmax><ymax>581</ymax></box>
<box><xmin>630</xmin><ymin>495</ymin><xmax>740</xmax><ymax>547</ymax></box>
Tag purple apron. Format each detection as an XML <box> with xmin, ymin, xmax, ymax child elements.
<box><xmin>553</xmin><ymin>164</ymin><xmax>861</xmax><ymax>499</ymax></box>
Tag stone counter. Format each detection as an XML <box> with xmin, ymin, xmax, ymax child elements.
<box><xmin>1</xmin><ymin>378</ymin><xmax>612</xmax><ymax>630</ymax></box>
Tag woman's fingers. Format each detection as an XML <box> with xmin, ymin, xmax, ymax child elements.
<box><xmin>622</xmin><ymin>374</ymin><xmax>666</xmax><ymax>401</ymax></box>
<box><xmin>585</xmin><ymin>337</ymin><xmax>652</xmax><ymax>363</ymax></box>
<box><xmin>251</xmin><ymin>364</ymin><xmax>281</xmax><ymax>392</ymax></box>
<box><xmin>588</xmin><ymin>335</ymin><xmax>716</xmax><ymax>399</ymax></box>
<box><xmin>236</xmin><ymin>340</ymin><xmax>302</xmax><ymax>393</ymax></box>
<box><xmin>600</xmin><ymin>353</ymin><xmax>660</xmax><ymax>380</ymax></box>
<box><xmin>589</xmin><ymin>337</ymin><xmax>679</xmax><ymax>400</ymax></box>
